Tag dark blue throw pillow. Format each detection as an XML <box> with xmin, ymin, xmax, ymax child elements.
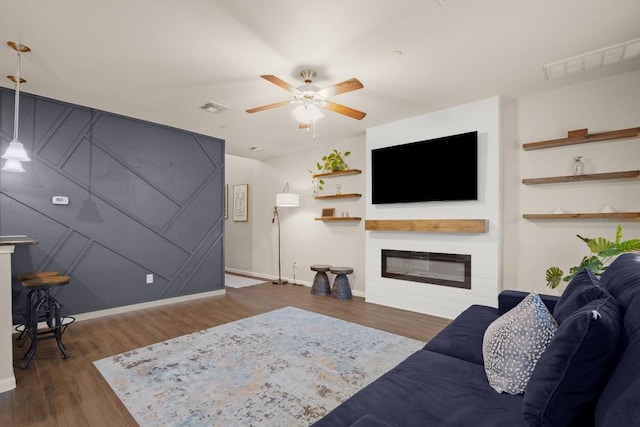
<box><xmin>523</xmin><ymin>296</ymin><xmax>621</xmax><ymax>427</ymax></box>
<box><xmin>553</xmin><ymin>269</ymin><xmax>609</xmax><ymax>324</ymax></box>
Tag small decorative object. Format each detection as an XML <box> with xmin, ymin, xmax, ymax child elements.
<box><xmin>545</xmin><ymin>225</ymin><xmax>640</xmax><ymax>289</ymax></box>
<box><xmin>321</xmin><ymin>208</ymin><xmax>335</xmax><ymax>218</ymax></box>
<box><xmin>336</xmin><ymin>184</ymin><xmax>341</xmax><ymax>195</ymax></box>
<box><xmin>233</xmin><ymin>184</ymin><xmax>249</xmax><ymax>222</ymax></box>
<box><xmin>572</xmin><ymin>156</ymin><xmax>584</xmax><ymax>176</ymax></box>
<box><xmin>600</xmin><ymin>205</ymin><xmax>616</xmax><ymax>213</ymax></box>
<box><xmin>309</xmin><ymin>149</ymin><xmax>351</xmax><ymax>195</ymax></box>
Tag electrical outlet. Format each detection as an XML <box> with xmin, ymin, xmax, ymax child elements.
<box><xmin>146</xmin><ymin>273</ymin><xmax>154</xmax><ymax>284</ymax></box>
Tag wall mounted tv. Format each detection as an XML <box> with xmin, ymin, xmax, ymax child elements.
<box><xmin>371</xmin><ymin>131</ymin><xmax>478</xmax><ymax>204</ymax></box>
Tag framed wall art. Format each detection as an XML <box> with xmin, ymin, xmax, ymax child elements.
<box><xmin>233</xmin><ymin>184</ymin><xmax>249</xmax><ymax>222</ymax></box>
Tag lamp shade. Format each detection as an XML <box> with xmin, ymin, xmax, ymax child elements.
<box><xmin>291</xmin><ymin>104</ymin><xmax>324</xmax><ymax>124</ymax></box>
<box><xmin>276</xmin><ymin>192</ymin><xmax>300</xmax><ymax>207</ymax></box>
<box><xmin>2</xmin><ymin>140</ymin><xmax>30</xmax><ymax>162</ymax></box>
<box><xmin>1</xmin><ymin>158</ymin><xmax>26</xmax><ymax>172</ymax></box>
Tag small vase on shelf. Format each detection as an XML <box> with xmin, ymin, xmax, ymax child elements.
<box><xmin>572</xmin><ymin>156</ymin><xmax>584</xmax><ymax>176</ymax></box>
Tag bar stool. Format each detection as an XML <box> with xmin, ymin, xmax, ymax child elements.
<box><xmin>15</xmin><ymin>272</ymin><xmax>61</xmax><ymax>343</ymax></box>
<box><xmin>310</xmin><ymin>264</ymin><xmax>332</xmax><ymax>296</ymax></box>
<box><xmin>330</xmin><ymin>267</ymin><xmax>353</xmax><ymax>300</ymax></box>
<box><xmin>18</xmin><ymin>274</ymin><xmax>73</xmax><ymax>369</ymax></box>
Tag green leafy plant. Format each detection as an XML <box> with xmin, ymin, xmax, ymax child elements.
<box><xmin>545</xmin><ymin>225</ymin><xmax>640</xmax><ymax>289</ymax></box>
<box><xmin>309</xmin><ymin>149</ymin><xmax>351</xmax><ymax>194</ymax></box>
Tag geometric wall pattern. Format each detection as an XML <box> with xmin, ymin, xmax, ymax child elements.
<box><xmin>0</xmin><ymin>88</ymin><xmax>225</xmax><ymax>321</ymax></box>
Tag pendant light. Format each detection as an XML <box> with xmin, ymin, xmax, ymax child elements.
<box><xmin>1</xmin><ymin>42</ymin><xmax>31</xmax><ymax>172</ymax></box>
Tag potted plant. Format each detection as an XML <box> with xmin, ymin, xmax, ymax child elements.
<box><xmin>545</xmin><ymin>224</ymin><xmax>640</xmax><ymax>289</ymax></box>
<box><xmin>309</xmin><ymin>149</ymin><xmax>351</xmax><ymax>195</ymax></box>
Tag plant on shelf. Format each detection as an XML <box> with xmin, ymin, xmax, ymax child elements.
<box><xmin>309</xmin><ymin>149</ymin><xmax>351</xmax><ymax>195</ymax></box>
<box><xmin>545</xmin><ymin>224</ymin><xmax>640</xmax><ymax>289</ymax></box>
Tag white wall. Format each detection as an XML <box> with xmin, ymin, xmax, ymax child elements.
<box><xmin>365</xmin><ymin>96</ymin><xmax>503</xmax><ymax>319</ymax></box>
<box><xmin>510</xmin><ymin>69</ymin><xmax>640</xmax><ymax>295</ymax></box>
<box><xmin>224</xmin><ymin>154</ymin><xmax>260</xmax><ymax>274</ymax></box>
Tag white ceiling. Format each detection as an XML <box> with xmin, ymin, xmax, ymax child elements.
<box><xmin>2</xmin><ymin>0</ymin><xmax>640</xmax><ymax>160</ymax></box>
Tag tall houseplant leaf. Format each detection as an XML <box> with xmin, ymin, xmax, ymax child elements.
<box><xmin>546</xmin><ymin>225</ymin><xmax>640</xmax><ymax>289</ymax></box>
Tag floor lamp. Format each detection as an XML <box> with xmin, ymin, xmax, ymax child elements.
<box><xmin>272</xmin><ymin>183</ymin><xmax>299</xmax><ymax>285</ymax></box>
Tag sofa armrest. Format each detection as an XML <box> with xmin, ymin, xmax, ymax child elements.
<box><xmin>498</xmin><ymin>290</ymin><xmax>559</xmax><ymax>315</ymax></box>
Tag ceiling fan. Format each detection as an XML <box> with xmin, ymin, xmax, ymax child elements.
<box><xmin>246</xmin><ymin>69</ymin><xmax>366</xmax><ymax>129</ymax></box>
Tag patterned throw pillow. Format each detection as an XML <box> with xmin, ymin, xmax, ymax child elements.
<box><xmin>482</xmin><ymin>292</ymin><xmax>558</xmax><ymax>395</ymax></box>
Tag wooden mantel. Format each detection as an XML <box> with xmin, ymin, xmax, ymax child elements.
<box><xmin>364</xmin><ymin>219</ymin><xmax>489</xmax><ymax>233</ymax></box>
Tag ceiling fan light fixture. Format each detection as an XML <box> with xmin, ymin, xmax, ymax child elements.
<box><xmin>291</xmin><ymin>104</ymin><xmax>324</xmax><ymax>124</ymax></box>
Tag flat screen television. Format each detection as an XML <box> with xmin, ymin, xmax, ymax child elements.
<box><xmin>371</xmin><ymin>131</ymin><xmax>478</xmax><ymax>204</ymax></box>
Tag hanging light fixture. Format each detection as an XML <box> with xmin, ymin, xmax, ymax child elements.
<box><xmin>1</xmin><ymin>159</ymin><xmax>26</xmax><ymax>173</ymax></box>
<box><xmin>291</xmin><ymin>103</ymin><xmax>324</xmax><ymax>124</ymax></box>
<box><xmin>1</xmin><ymin>41</ymin><xmax>31</xmax><ymax>172</ymax></box>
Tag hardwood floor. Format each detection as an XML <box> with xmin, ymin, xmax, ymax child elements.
<box><xmin>0</xmin><ymin>283</ymin><xmax>450</xmax><ymax>427</ymax></box>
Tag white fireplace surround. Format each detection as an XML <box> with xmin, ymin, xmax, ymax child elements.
<box><xmin>365</xmin><ymin>96</ymin><xmax>502</xmax><ymax>320</ymax></box>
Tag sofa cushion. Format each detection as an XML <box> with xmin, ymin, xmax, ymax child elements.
<box><xmin>483</xmin><ymin>293</ymin><xmax>558</xmax><ymax>395</ymax></box>
<box><xmin>600</xmin><ymin>253</ymin><xmax>640</xmax><ymax>319</ymax></box>
<box><xmin>499</xmin><ymin>290</ymin><xmax>559</xmax><ymax>316</ymax></box>
<box><xmin>523</xmin><ymin>296</ymin><xmax>621</xmax><ymax>427</ymax></box>
<box><xmin>312</xmin><ymin>350</ymin><xmax>525</xmax><ymax>427</ymax></box>
<box><xmin>553</xmin><ymin>269</ymin><xmax>609</xmax><ymax>324</ymax></box>
<box><xmin>595</xmin><ymin>286</ymin><xmax>640</xmax><ymax>427</ymax></box>
<box><xmin>423</xmin><ymin>304</ymin><xmax>498</xmax><ymax>365</ymax></box>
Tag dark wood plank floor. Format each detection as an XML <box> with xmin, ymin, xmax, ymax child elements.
<box><xmin>0</xmin><ymin>282</ymin><xmax>450</xmax><ymax>427</ymax></box>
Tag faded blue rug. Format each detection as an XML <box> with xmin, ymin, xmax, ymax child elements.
<box><xmin>94</xmin><ymin>306</ymin><xmax>423</xmax><ymax>426</ymax></box>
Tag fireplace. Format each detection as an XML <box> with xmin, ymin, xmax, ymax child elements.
<box><xmin>381</xmin><ymin>250</ymin><xmax>471</xmax><ymax>289</ymax></box>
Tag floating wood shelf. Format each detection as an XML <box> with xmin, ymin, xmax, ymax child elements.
<box><xmin>314</xmin><ymin>193</ymin><xmax>362</xmax><ymax>200</ymax></box>
<box><xmin>522</xmin><ymin>127</ymin><xmax>640</xmax><ymax>151</ymax></box>
<box><xmin>312</xmin><ymin>169</ymin><xmax>362</xmax><ymax>179</ymax></box>
<box><xmin>523</xmin><ymin>212</ymin><xmax>640</xmax><ymax>220</ymax></box>
<box><xmin>364</xmin><ymin>219</ymin><xmax>489</xmax><ymax>233</ymax></box>
<box><xmin>522</xmin><ymin>170</ymin><xmax>640</xmax><ymax>185</ymax></box>
<box><xmin>315</xmin><ymin>217</ymin><xmax>362</xmax><ymax>222</ymax></box>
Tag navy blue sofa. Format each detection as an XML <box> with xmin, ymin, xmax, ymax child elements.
<box><xmin>313</xmin><ymin>253</ymin><xmax>640</xmax><ymax>427</ymax></box>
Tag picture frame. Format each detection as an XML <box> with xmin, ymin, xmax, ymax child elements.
<box><xmin>233</xmin><ymin>184</ymin><xmax>249</xmax><ymax>222</ymax></box>
<box><xmin>224</xmin><ymin>184</ymin><xmax>228</xmax><ymax>219</ymax></box>
<box><xmin>321</xmin><ymin>207</ymin><xmax>335</xmax><ymax>218</ymax></box>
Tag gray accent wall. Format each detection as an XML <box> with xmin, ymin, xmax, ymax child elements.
<box><xmin>0</xmin><ymin>88</ymin><xmax>225</xmax><ymax>321</ymax></box>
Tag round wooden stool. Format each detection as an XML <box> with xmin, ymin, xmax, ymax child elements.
<box><xmin>330</xmin><ymin>267</ymin><xmax>353</xmax><ymax>299</ymax></box>
<box><xmin>310</xmin><ymin>264</ymin><xmax>332</xmax><ymax>296</ymax></box>
<box><xmin>19</xmin><ymin>274</ymin><xmax>73</xmax><ymax>369</ymax></box>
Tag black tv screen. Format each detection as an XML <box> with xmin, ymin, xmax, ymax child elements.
<box><xmin>371</xmin><ymin>131</ymin><xmax>478</xmax><ymax>204</ymax></box>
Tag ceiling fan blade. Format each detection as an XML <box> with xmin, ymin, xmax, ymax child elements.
<box><xmin>317</xmin><ymin>78</ymin><xmax>363</xmax><ymax>98</ymax></box>
<box><xmin>246</xmin><ymin>100</ymin><xmax>292</xmax><ymax>114</ymax></box>
<box><xmin>322</xmin><ymin>101</ymin><xmax>367</xmax><ymax>120</ymax></box>
<box><xmin>261</xmin><ymin>75</ymin><xmax>301</xmax><ymax>95</ymax></box>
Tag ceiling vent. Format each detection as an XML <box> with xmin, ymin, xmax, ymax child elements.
<box><xmin>543</xmin><ymin>37</ymin><xmax>640</xmax><ymax>81</ymax></box>
<box><xmin>201</xmin><ymin>101</ymin><xmax>230</xmax><ymax>113</ymax></box>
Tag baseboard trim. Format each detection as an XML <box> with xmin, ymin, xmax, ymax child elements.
<box><xmin>0</xmin><ymin>375</ymin><xmax>16</xmax><ymax>393</ymax></box>
<box><xmin>13</xmin><ymin>289</ymin><xmax>227</xmax><ymax>330</ymax></box>
<box><xmin>225</xmin><ymin>269</ymin><xmax>365</xmax><ymax>298</ymax></box>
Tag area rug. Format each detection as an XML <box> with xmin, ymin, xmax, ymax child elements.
<box><xmin>93</xmin><ymin>306</ymin><xmax>423</xmax><ymax>426</ymax></box>
<box><xmin>224</xmin><ymin>273</ymin><xmax>269</xmax><ymax>288</ymax></box>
